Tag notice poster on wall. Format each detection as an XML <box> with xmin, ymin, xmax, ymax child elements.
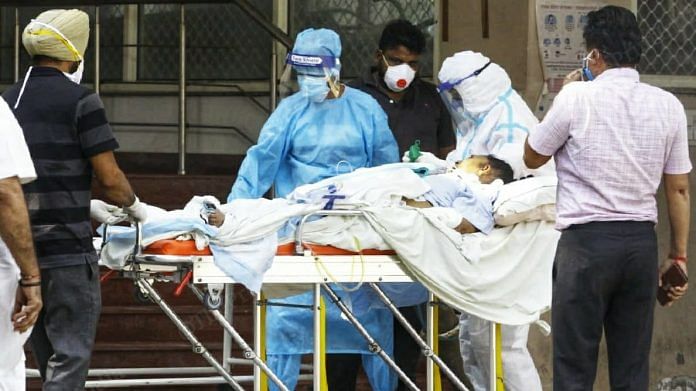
<box><xmin>534</xmin><ymin>0</ymin><xmax>605</xmax><ymax>118</ymax></box>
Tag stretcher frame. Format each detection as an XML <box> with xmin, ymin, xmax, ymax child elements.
<box><xmin>38</xmin><ymin>209</ymin><xmax>510</xmax><ymax>390</ymax></box>
<box><xmin>194</xmin><ymin>209</ymin><xmax>473</xmax><ymax>391</ymax></box>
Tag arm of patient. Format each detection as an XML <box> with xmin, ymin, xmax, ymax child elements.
<box><xmin>208</xmin><ymin>209</ymin><xmax>226</xmax><ymax>227</ymax></box>
<box><xmin>402</xmin><ymin>197</ymin><xmax>480</xmax><ymax>234</ymax></box>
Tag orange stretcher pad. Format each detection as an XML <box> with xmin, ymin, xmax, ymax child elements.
<box><xmin>143</xmin><ymin>239</ymin><xmax>396</xmax><ymax>256</ymax></box>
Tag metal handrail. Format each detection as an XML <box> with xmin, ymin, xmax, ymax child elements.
<box><xmin>109</xmin><ymin>121</ymin><xmax>256</xmax><ymax>146</ymax></box>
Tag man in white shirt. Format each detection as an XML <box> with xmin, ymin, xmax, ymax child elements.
<box><xmin>0</xmin><ymin>98</ymin><xmax>42</xmax><ymax>390</ymax></box>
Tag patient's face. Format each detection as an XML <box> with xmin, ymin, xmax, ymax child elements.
<box><xmin>455</xmin><ymin>156</ymin><xmax>495</xmax><ymax>184</ymax></box>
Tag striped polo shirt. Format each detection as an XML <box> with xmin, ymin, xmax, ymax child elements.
<box><xmin>2</xmin><ymin>66</ymin><xmax>119</xmax><ymax>269</ymax></box>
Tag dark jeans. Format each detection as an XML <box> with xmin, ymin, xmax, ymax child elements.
<box><xmin>30</xmin><ymin>262</ymin><xmax>102</xmax><ymax>391</ymax></box>
<box><xmin>326</xmin><ymin>305</ymin><xmax>424</xmax><ymax>391</ymax></box>
<box><xmin>552</xmin><ymin>221</ymin><xmax>658</xmax><ymax>391</ymax></box>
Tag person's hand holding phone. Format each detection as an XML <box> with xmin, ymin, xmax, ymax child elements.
<box><xmin>658</xmin><ymin>257</ymin><xmax>688</xmax><ymax>306</ymax></box>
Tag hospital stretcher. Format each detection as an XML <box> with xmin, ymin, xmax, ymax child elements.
<box><xmin>66</xmin><ymin>210</ymin><xmax>509</xmax><ymax>390</ymax></box>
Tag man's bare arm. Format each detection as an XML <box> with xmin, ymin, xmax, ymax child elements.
<box><xmin>0</xmin><ymin>176</ymin><xmax>42</xmax><ymax>331</ymax></box>
<box><xmin>90</xmin><ymin>151</ymin><xmax>135</xmax><ymax>207</ymax></box>
<box><xmin>523</xmin><ymin>137</ymin><xmax>552</xmax><ymax>169</ymax></box>
<box><xmin>664</xmin><ymin>173</ymin><xmax>690</xmax><ymax>258</ymax></box>
<box><xmin>0</xmin><ymin>176</ymin><xmax>39</xmax><ymax>277</ymax></box>
<box><xmin>454</xmin><ymin>218</ymin><xmax>479</xmax><ymax>234</ymax></box>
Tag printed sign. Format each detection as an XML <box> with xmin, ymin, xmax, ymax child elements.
<box><xmin>535</xmin><ymin>1</ymin><xmax>606</xmax><ymax>117</ymax></box>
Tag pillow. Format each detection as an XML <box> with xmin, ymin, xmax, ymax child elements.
<box><xmin>493</xmin><ymin>176</ymin><xmax>557</xmax><ymax>226</ymax></box>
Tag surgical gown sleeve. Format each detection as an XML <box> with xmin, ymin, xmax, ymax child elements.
<box><xmin>227</xmin><ymin>105</ymin><xmax>291</xmax><ymax>202</ymax></box>
<box><xmin>369</xmin><ymin>105</ymin><xmax>399</xmax><ymax>166</ymax></box>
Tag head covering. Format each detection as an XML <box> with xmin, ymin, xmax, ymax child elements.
<box><xmin>22</xmin><ymin>9</ymin><xmax>89</xmax><ymax>61</ymax></box>
<box><xmin>293</xmin><ymin>28</ymin><xmax>341</xmax><ymax>58</ymax></box>
<box><xmin>440</xmin><ymin>51</ymin><xmax>555</xmax><ymax>179</ymax></box>
<box><xmin>290</xmin><ymin>28</ymin><xmax>341</xmax><ymax>76</ymax></box>
<box><xmin>438</xmin><ymin>51</ymin><xmax>511</xmax><ymax>115</ymax></box>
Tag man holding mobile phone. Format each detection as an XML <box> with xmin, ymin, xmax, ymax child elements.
<box><xmin>523</xmin><ymin>6</ymin><xmax>691</xmax><ymax>391</ymax></box>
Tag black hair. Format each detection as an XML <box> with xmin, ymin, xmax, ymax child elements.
<box><xmin>487</xmin><ymin>156</ymin><xmax>514</xmax><ymax>184</ymax></box>
<box><xmin>583</xmin><ymin>5</ymin><xmax>642</xmax><ymax>66</ymax></box>
<box><xmin>31</xmin><ymin>55</ymin><xmax>59</xmax><ymax>64</ymax></box>
<box><xmin>378</xmin><ymin>19</ymin><xmax>426</xmax><ymax>55</ymax></box>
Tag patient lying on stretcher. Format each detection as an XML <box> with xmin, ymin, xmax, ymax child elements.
<box><xmin>208</xmin><ymin>155</ymin><xmax>514</xmax><ymax>235</ymax></box>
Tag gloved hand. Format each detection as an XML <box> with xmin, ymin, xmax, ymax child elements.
<box><xmin>90</xmin><ymin>200</ymin><xmax>128</xmax><ymax>225</ymax></box>
<box><xmin>401</xmin><ymin>151</ymin><xmax>451</xmax><ymax>170</ymax></box>
<box><xmin>123</xmin><ymin>196</ymin><xmax>148</xmax><ymax>223</ymax></box>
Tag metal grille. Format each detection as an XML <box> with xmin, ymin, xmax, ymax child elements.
<box><xmin>138</xmin><ymin>4</ymin><xmax>180</xmax><ymax>80</ymax></box>
<box><xmin>101</xmin><ymin>5</ymin><xmax>125</xmax><ymax>81</ymax></box>
<box><xmin>138</xmin><ymin>2</ymin><xmax>273</xmax><ymax>81</ymax></box>
<box><xmin>0</xmin><ymin>8</ymin><xmax>14</xmax><ymax>82</ymax></box>
<box><xmin>288</xmin><ymin>0</ymin><xmax>436</xmax><ymax>78</ymax></box>
<box><xmin>185</xmin><ymin>2</ymin><xmax>272</xmax><ymax>80</ymax></box>
<box><xmin>638</xmin><ymin>0</ymin><xmax>696</xmax><ymax>76</ymax></box>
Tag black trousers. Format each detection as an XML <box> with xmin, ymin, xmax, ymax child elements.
<box><xmin>326</xmin><ymin>305</ymin><xmax>424</xmax><ymax>391</ymax></box>
<box><xmin>552</xmin><ymin>221</ymin><xmax>658</xmax><ymax>391</ymax></box>
<box><xmin>30</xmin><ymin>262</ymin><xmax>102</xmax><ymax>391</ymax></box>
<box><xmin>393</xmin><ymin>305</ymin><xmax>425</xmax><ymax>391</ymax></box>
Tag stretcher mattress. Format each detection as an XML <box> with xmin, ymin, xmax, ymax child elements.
<box><xmin>143</xmin><ymin>239</ymin><xmax>396</xmax><ymax>257</ymax></box>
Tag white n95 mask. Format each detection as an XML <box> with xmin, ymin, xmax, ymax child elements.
<box><xmin>64</xmin><ymin>60</ymin><xmax>84</xmax><ymax>85</ymax></box>
<box><xmin>383</xmin><ymin>56</ymin><xmax>416</xmax><ymax>92</ymax></box>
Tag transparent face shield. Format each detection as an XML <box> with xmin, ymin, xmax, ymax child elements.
<box><xmin>437</xmin><ymin>61</ymin><xmax>492</xmax><ymax>126</ymax></box>
<box><xmin>280</xmin><ymin>52</ymin><xmax>341</xmax><ymax>101</ymax></box>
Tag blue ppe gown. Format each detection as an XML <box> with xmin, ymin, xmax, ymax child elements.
<box><xmin>227</xmin><ymin>86</ymin><xmax>399</xmax><ymax>390</ymax></box>
<box><xmin>228</xmin><ymin>86</ymin><xmax>398</xmax><ymax>200</ymax></box>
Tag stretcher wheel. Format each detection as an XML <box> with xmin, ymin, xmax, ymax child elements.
<box><xmin>134</xmin><ymin>287</ymin><xmax>151</xmax><ymax>304</ymax></box>
<box><xmin>204</xmin><ymin>291</ymin><xmax>221</xmax><ymax>310</ymax></box>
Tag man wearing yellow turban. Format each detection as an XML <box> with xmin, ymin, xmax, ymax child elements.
<box><xmin>2</xmin><ymin>9</ymin><xmax>147</xmax><ymax>390</ymax></box>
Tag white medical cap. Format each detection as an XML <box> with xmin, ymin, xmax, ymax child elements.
<box><xmin>438</xmin><ymin>51</ymin><xmax>512</xmax><ymax>114</ymax></box>
<box><xmin>22</xmin><ymin>9</ymin><xmax>89</xmax><ymax>61</ymax></box>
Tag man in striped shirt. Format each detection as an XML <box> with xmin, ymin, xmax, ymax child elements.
<box><xmin>2</xmin><ymin>10</ymin><xmax>146</xmax><ymax>389</ymax></box>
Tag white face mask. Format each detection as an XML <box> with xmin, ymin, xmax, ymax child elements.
<box><xmin>64</xmin><ymin>60</ymin><xmax>84</xmax><ymax>85</ymax></box>
<box><xmin>382</xmin><ymin>55</ymin><xmax>416</xmax><ymax>92</ymax></box>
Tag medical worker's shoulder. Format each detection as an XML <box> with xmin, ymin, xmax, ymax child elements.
<box><xmin>273</xmin><ymin>91</ymin><xmax>309</xmax><ymax>116</ymax></box>
<box><xmin>343</xmin><ymin>86</ymin><xmax>385</xmax><ymax>112</ymax></box>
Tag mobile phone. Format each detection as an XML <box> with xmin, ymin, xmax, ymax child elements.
<box><xmin>657</xmin><ymin>261</ymin><xmax>688</xmax><ymax>306</ymax></box>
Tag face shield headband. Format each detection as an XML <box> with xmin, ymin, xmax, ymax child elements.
<box><xmin>285</xmin><ymin>52</ymin><xmax>339</xmax><ymax>70</ymax></box>
<box><xmin>283</xmin><ymin>52</ymin><xmax>341</xmax><ymax>99</ymax></box>
<box><xmin>437</xmin><ymin>61</ymin><xmax>493</xmax><ymax>131</ymax></box>
<box><xmin>437</xmin><ymin>61</ymin><xmax>492</xmax><ymax>93</ymax></box>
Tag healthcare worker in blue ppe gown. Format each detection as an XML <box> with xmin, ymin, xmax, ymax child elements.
<box><xmin>227</xmin><ymin>28</ymin><xmax>400</xmax><ymax>390</ymax></box>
